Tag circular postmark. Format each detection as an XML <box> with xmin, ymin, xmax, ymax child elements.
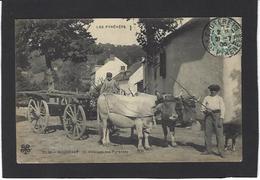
<box><xmin>202</xmin><ymin>18</ymin><xmax>242</xmax><ymax>58</ymax></box>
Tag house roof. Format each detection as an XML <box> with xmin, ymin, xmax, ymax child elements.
<box><xmin>161</xmin><ymin>18</ymin><xmax>210</xmax><ymax>47</ymax></box>
<box><xmin>90</xmin><ymin>55</ymin><xmax>127</xmax><ymax>75</ymax></box>
<box><xmin>90</xmin><ymin>65</ymin><xmax>102</xmax><ymax>75</ymax></box>
<box><xmin>113</xmin><ymin>61</ymin><xmax>142</xmax><ymax>81</ymax></box>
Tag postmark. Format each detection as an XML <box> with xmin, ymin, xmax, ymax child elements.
<box><xmin>202</xmin><ymin>17</ymin><xmax>242</xmax><ymax>58</ymax></box>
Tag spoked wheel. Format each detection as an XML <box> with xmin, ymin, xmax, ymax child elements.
<box><xmin>63</xmin><ymin>104</ymin><xmax>87</xmax><ymax>140</ymax></box>
<box><xmin>59</xmin><ymin>97</ymin><xmax>69</xmax><ymax>126</ymax></box>
<box><xmin>60</xmin><ymin>97</ymin><xmax>69</xmax><ymax>105</ymax></box>
<box><xmin>27</xmin><ymin>99</ymin><xmax>49</xmax><ymax>133</ymax></box>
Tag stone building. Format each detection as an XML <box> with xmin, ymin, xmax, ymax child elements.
<box><xmin>143</xmin><ymin>18</ymin><xmax>241</xmax><ymax>123</ymax></box>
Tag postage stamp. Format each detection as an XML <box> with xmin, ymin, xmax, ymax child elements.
<box><xmin>202</xmin><ymin>17</ymin><xmax>242</xmax><ymax>58</ymax></box>
<box><xmin>15</xmin><ymin>17</ymin><xmax>243</xmax><ymax>164</ymax></box>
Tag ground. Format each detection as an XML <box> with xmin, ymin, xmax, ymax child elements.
<box><xmin>16</xmin><ymin>107</ymin><xmax>242</xmax><ymax>163</ymax></box>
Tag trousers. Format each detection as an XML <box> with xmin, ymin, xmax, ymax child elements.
<box><xmin>204</xmin><ymin>112</ymin><xmax>224</xmax><ymax>154</ymax></box>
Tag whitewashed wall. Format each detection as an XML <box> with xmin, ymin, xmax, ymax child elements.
<box><xmin>118</xmin><ymin>80</ymin><xmax>131</xmax><ymax>95</ymax></box>
<box><xmin>128</xmin><ymin>65</ymin><xmax>143</xmax><ymax>94</ymax></box>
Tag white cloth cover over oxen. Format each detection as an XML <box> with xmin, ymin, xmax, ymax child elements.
<box><xmin>104</xmin><ymin>93</ymin><xmax>157</xmax><ymax>118</ymax></box>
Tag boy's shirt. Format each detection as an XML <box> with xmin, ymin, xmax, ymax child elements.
<box><xmin>201</xmin><ymin>95</ymin><xmax>225</xmax><ymax>119</ymax></box>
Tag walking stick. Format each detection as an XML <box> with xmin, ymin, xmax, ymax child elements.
<box><xmin>169</xmin><ymin>76</ymin><xmax>219</xmax><ymax>121</ymax></box>
<box><xmin>169</xmin><ymin>76</ymin><xmax>208</xmax><ymax>109</ymax></box>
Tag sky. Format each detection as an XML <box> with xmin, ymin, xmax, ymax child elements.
<box><xmin>88</xmin><ymin>18</ymin><xmax>140</xmax><ymax>46</ymax></box>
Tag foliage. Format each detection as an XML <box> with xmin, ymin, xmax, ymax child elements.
<box><xmin>15</xmin><ymin>22</ymin><xmax>31</xmax><ymax>70</ymax></box>
<box><xmin>89</xmin><ymin>82</ymin><xmax>103</xmax><ymax>97</ymax></box>
<box><xmin>93</xmin><ymin>43</ymin><xmax>145</xmax><ymax>65</ymax></box>
<box><xmin>15</xmin><ymin>19</ymin><xmax>148</xmax><ymax>92</ymax></box>
<box><xmin>230</xmin><ymin>69</ymin><xmax>242</xmax><ymax>122</ymax></box>
<box><xmin>15</xmin><ymin>19</ymin><xmax>97</xmax><ymax>70</ymax></box>
<box><xmin>136</xmin><ymin>18</ymin><xmax>182</xmax><ymax>64</ymax></box>
<box><xmin>28</xmin><ymin>51</ymin><xmax>47</xmax><ymax>74</ymax></box>
<box><xmin>16</xmin><ymin>68</ymin><xmax>41</xmax><ymax>91</ymax></box>
<box><xmin>15</xmin><ymin>19</ymin><xmax>102</xmax><ymax>91</ymax></box>
<box><xmin>85</xmin><ymin>82</ymin><xmax>103</xmax><ymax>118</ymax></box>
<box><xmin>230</xmin><ymin>69</ymin><xmax>241</xmax><ymax>106</ymax></box>
<box><xmin>56</xmin><ymin>61</ymin><xmax>91</xmax><ymax>92</ymax></box>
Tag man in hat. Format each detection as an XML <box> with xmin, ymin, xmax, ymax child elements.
<box><xmin>100</xmin><ymin>72</ymin><xmax>120</xmax><ymax>135</ymax></box>
<box><xmin>100</xmin><ymin>72</ymin><xmax>120</xmax><ymax>94</ymax></box>
<box><xmin>201</xmin><ymin>84</ymin><xmax>225</xmax><ymax>158</ymax></box>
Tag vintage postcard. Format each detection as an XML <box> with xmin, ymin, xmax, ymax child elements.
<box><xmin>15</xmin><ymin>17</ymin><xmax>244</xmax><ymax>163</ymax></box>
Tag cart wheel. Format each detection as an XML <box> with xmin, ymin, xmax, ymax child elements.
<box><xmin>59</xmin><ymin>97</ymin><xmax>69</xmax><ymax>126</ymax></box>
<box><xmin>60</xmin><ymin>97</ymin><xmax>69</xmax><ymax>105</ymax></box>
<box><xmin>27</xmin><ymin>99</ymin><xmax>49</xmax><ymax>133</ymax></box>
<box><xmin>63</xmin><ymin>104</ymin><xmax>87</xmax><ymax>140</ymax></box>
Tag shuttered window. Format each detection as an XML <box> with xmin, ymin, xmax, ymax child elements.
<box><xmin>160</xmin><ymin>50</ymin><xmax>166</xmax><ymax>79</ymax></box>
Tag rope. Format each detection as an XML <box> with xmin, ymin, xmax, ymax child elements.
<box><xmin>169</xmin><ymin>76</ymin><xmax>208</xmax><ymax>109</ymax></box>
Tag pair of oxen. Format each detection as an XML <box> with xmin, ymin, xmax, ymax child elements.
<box><xmin>97</xmin><ymin>92</ymin><xmax>196</xmax><ymax>151</ymax></box>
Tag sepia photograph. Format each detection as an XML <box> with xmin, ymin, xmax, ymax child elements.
<box><xmin>15</xmin><ymin>17</ymin><xmax>243</xmax><ymax>163</ymax></box>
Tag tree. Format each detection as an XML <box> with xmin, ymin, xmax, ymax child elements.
<box><xmin>136</xmin><ymin>18</ymin><xmax>182</xmax><ymax>64</ymax></box>
<box><xmin>16</xmin><ymin>68</ymin><xmax>41</xmax><ymax>91</ymax></box>
<box><xmin>15</xmin><ymin>19</ymin><xmax>97</xmax><ymax>70</ymax></box>
<box><xmin>94</xmin><ymin>43</ymin><xmax>145</xmax><ymax>65</ymax></box>
<box><xmin>15</xmin><ymin>21</ymin><xmax>31</xmax><ymax>70</ymax></box>
<box><xmin>56</xmin><ymin>61</ymin><xmax>91</xmax><ymax>92</ymax></box>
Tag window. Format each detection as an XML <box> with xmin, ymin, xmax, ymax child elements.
<box><xmin>121</xmin><ymin>66</ymin><xmax>126</xmax><ymax>71</ymax></box>
<box><xmin>160</xmin><ymin>50</ymin><xmax>166</xmax><ymax>79</ymax></box>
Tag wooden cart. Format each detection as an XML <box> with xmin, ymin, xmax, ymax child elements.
<box><xmin>16</xmin><ymin>90</ymin><xmax>96</xmax><ymax>140</ymax></box>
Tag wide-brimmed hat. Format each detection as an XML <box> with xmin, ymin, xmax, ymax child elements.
<box><xmin>208</xmin><ymin>84</ymin><xmax>221</xmax><ymax>91</ymax></box>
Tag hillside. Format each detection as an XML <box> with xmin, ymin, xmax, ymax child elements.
<box><xmin>16</xmin><ymin>44</ymin><xmax>146</xmax><ymax>91</ymax></box>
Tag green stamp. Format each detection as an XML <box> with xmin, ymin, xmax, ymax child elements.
<box><xmin>202</xmin><ymin>17</ymin><xmax>242</xmax><ymax>58</ymax></box>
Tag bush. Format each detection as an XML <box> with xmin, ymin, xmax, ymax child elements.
<box><xmin>16</xmin><ymin>68</ymin><xmax>41</xmax><ymax>91</ymax></box>
<box><xmin>55</xmin><ymin>61</ymin><xmax>91</xmax><ymax>92</ymax></box>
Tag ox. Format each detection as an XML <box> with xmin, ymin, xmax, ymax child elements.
<box><xmin>154</xmin><ymin>94</ymin><xmax>179</xmax><ymax>147</ymax></box>
<box><xmin>97</xmin><ymin>93</ymin><xmax>157</xmax><ymax>151</ymax></box>
<box><xmin>154</xmin><ymin>92</ymin><xmax>198</xmax><ymax>147</ymax></box>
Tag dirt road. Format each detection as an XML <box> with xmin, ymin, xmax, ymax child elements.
<box><xmin>16</xmin><ymin>108</ymin><xmax>242</xmax><ymax>163</ymax></box>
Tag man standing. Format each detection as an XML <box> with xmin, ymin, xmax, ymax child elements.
<box><xmin>100</xmin><ymin>72</ymin><xmax>120</xmax><ymax>94</ymax></box>
<box><xmin>100</xmin><ymin>72</ymin><xmax>120</xmax><ymax>135</ymax></box>
<box><xmin>201</xmin><ymin>84</ymin><xmax>225</xmax><ymax>158</ymax></box>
